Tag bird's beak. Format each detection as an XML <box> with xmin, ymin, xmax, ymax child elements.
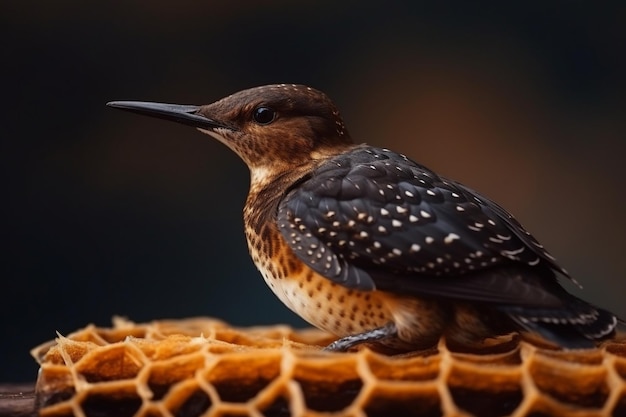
<box><xmin>106</xmin><ymin>101</ymin><xmax>230</xmax><ymax>130</ymax></box>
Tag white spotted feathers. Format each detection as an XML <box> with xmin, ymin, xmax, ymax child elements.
<box><xmin>277</xmin><ymin>146</ymin><xmax>569</xmax><ymax>291</ymax></box>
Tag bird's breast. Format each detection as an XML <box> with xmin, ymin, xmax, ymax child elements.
<box><xmin>244</xmin><ymin>220</ymin><xmax>392</xmax><ymax>336</ymax></box>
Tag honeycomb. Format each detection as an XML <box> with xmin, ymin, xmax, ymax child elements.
<box><xmin>32</xmin><ymin>317</ymin><xmax>626</xmax><ymax>417</ymax></box>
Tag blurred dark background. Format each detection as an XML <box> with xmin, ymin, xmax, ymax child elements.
<box><xmin>2</xmin><ymin>2</ymin><xmax>625</xmax><ymax>382</ymax></box>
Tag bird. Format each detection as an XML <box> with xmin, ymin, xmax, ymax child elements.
<box><xmin>107</xmin><ymin>84</ymin><xmax>620</xmax><ymax>351</ymax></box>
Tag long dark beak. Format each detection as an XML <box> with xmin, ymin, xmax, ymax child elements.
<box><xmin>106</xmin><ymin>101</ymin><xmax>227</xmax><ymax>130</ymax></box>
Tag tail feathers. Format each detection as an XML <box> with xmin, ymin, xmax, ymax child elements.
<box><xmin>502</xmin><ymin>300</ymin><xmax>618</xmax><ymax>349</ymax></box>
<box><xmin>571</xmin><ymin>306</ymin><xmax>618</xmax><ymax>340</ymax></box>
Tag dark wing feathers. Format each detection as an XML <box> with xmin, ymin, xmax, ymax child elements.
<box><xmin>276</xmin><ymin>147</ymin><xmax>572</xmax><ymax>304</ymax></box>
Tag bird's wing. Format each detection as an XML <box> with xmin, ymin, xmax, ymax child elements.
<box><xmin>277</xmin><ymin>146</ymin><xmax>570</xmax><ymax>306</ymax></box>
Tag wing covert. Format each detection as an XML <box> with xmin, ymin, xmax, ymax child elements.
<box><xmin>277</xmin><ymin>147</ymin><xmax>570</xmax><ymax>297</ymax></box>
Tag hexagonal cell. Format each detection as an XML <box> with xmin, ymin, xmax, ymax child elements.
<box><xmin>450</xmin><ymin>386</ymin><xmax>522</xmax><ymax>417</ymax></box>
<box><xmin>297</xmin><ymin>378</ymin><xmax>363</xmax><ymax>412</ymax></box>
<box><xmin>79</xmin><ymin>385</ymin><xmax>142</xmax><ymax>417</ymax></box>
<box><xmin>36</xmin><ymin>387</ymin><xmax>75</xmax><ymax>410</ymax></box>
<box><xmin>365</xmin><ymin>351</ymin><xmax>440</xmax><ymax>381</ymax></box>
<box><xmin>363</xmin><ymin>385</ymin><xmax>442</xmax><ymax>417</ymax></box>
<box><xmin>292</xmin><ymin>356</ymin><xmax>362</xmax><ymax>412</ymax></box>
<box><xmin>447</xmin><ymin>361</ymin><xmax>522</xmax><ymax>416</ymax></box>
<box><xmin>172</xmin><ymin>389</ymin><xmax>212</xmax><ymax>417</ymax></box>
<box><xmin>529</xmin><ymin>357</ymin><xmax>609</xmax><ymax>408</ymax></box>
<box><xmin>35</xmin><ymin>367</ymin><xmax>76</xmax><ymax>408</ymax></box>
<box><xmin>76</xmin><ymin>344</ymin><xmax>144</xmax><ymax>382</ymax></box>
<box><xmin>204</xmin><ymin>352</ymin><xmax>281</xmax><ymax>402</ymax></box>
<box><xmin>147</xmin><ymin>352</ymin><xmax>206</xmax><ymax>400</ymax></box>
<box><xmin>164</xmin><ymin>381</ymin><xmax>212</xmax><ymax>417</ymax></box>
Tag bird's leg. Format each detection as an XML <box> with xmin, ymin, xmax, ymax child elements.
<box><xmin>323</xmin><ymin>322</ymin><xmax>398</xmax><ymax>352</ymax></box>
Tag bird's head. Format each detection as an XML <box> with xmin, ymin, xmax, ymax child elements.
<box><xmin>108</xmin><ymin>84</ymin><xmax>355</xmax><ymax>183</ymax></box>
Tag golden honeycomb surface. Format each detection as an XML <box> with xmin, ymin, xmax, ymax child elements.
<box><xmin>31</xmin><ymin>317</ymin><xmax>626</xmax><ymax>417</ymax></box>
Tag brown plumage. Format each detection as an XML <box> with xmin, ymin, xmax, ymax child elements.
<box><xmin>107</xmin><ymin>84</ymin><xmax>620</xmax><ymax>351</ymax></box>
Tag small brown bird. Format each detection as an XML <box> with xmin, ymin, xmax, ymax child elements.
<box><xmin>108</xmin><ymin>84</ymin><xmax>619</xmax><ymax>351</ymax></box>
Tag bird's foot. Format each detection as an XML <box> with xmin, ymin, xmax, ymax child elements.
<box><xmin>323</xmin><ymin>322</ymin><xmax>398</xmax><ymax>352</ymax></box>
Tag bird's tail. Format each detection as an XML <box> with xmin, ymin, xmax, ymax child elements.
<box><xmin>502</xmin><ymin>297</ymin><xmax>619</xmax><ymax>349</ymax></box>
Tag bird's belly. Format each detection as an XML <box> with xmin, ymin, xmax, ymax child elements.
<box><xmin>255</xmin><ymin>259</ymin><xmax>392</xmax><ymax>336</ymax></box>
<box><xmin>246</xmin><ymin>228</ymin><xmax>449</xmax><ymax>344</ymax></box>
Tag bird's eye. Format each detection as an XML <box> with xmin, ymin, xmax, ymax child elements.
<box><xmin>253</xmin><ymin>107</ymin><xmax>276</xmax><ymax>125</ymax></box>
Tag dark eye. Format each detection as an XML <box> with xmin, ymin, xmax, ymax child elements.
<box><xmin>253</xmin><ymin>106</ymin><xmax>276</xmax><ymax>125</ymax></box>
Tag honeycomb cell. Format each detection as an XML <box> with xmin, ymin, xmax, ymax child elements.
<box><xmin>296</xmin><ymin>378</ymin><xmax>362</xmax><ymax>412</ymax></box>
<box><xmin>173</xmin><ymin>389</ymin><xmax>212</xmax><ymax>417</ymax></box>
<box><xmin>446</xmin><ymin>357</ymin><xmax>523</xmax><ymax>416</ymax></box>
<box><xmin>363</xmin><ymin>385</ymin><xmax>442</xmax><ymax>417</ymax></box>
<box><xmin>34</xmin><ymin>367</ymin><xmax>75</xmax><ymax>408</ymax></box>
<box><xmin>528</xmin><ymin>356</ymin><xmax>609</xmax><ymax>408</ymax></box>
<box><xmin>147</xmin><ymin>352</ymin><xmax>206</xmax><ymax>400</ymax></box>
<box><xmin>77</xmin><ymin>344</ymin><xmax>144</xmax><ymax>382</ymax></box>
<box><xmin>36</xmin><ymin>387</ymin><xmax>75</xmax><ymax>409</ymax></box>
<box><xmin>80</xmin><ymin>384</ymin><xmax>142</xmax><ymax>417</ymax></box>
<box><xmin>206</xmin><ymin>353</ymin><xmax>281</xmax><ymax>402</ymax></box>
<box><xmin>449</xmin><ymin>386</ymin><xmax>522</xmax><ymax>417</ymax></box>
<box><xmin>164</xmin><ymin>381</ymin><xmax>212</xmax><ymax>417</ymax></box>
<box><xmin>81</xmin><ymin>392</ymin><xmax>143</xmax><ymax>417</ymax></box>
<box><xmin>365</xmin><ymin>351</ymin><xmax>440</xmax><ymax>381</ymax></box>
<box><xmin>292</xmin><ymin>356</ymin><xmax>362</xmax><ymax>412</ymax></box>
